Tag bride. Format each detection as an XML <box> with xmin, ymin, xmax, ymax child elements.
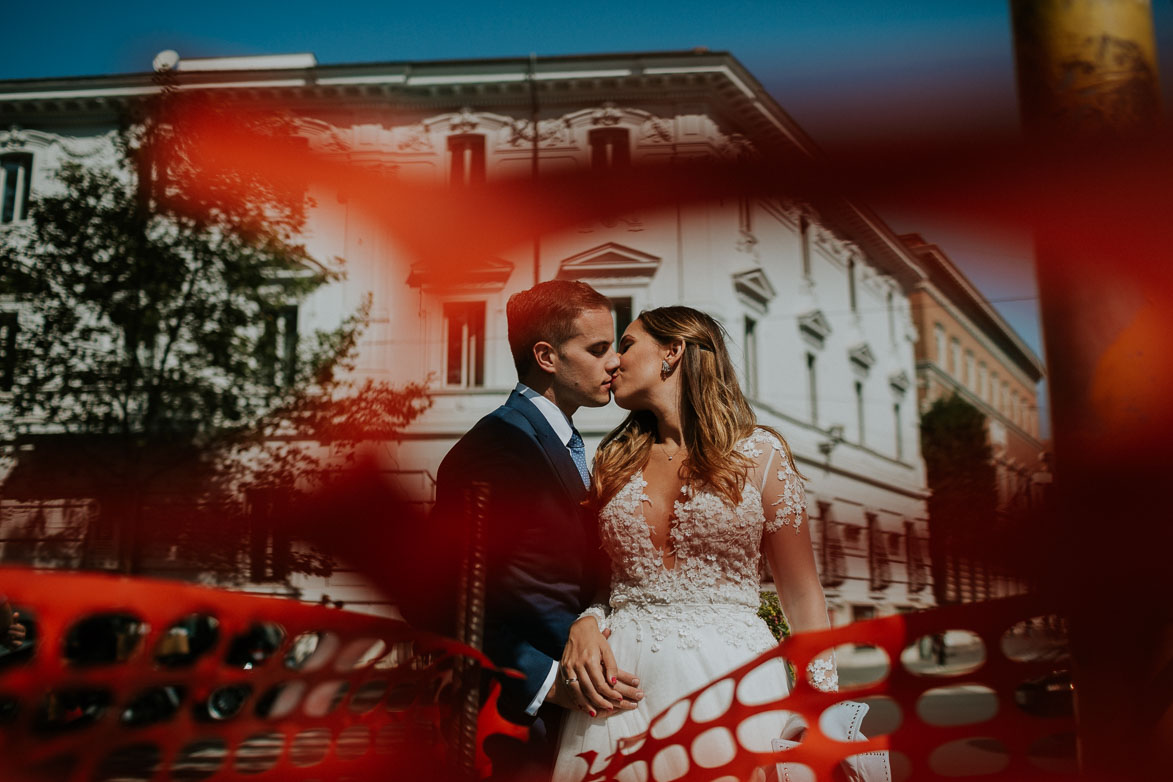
<box><xmin>551</xmin><ymin>306</ymin><xmax>837</xmax><ymax>782</ymax></box>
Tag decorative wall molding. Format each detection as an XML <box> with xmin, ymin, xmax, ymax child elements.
<box><xmin>0</xmin><ymin>125</ymin><xmax>114</xmax><ymax>159</ymax></box>
<box><xmin>506</xmin><ymin>117</ymin><xmax>573</xmax><ymax>148</ymax></box>
<box><xmin>888</xmin><ymin>370</ymin><xmax>911</xmax><ymax>395</ymax></box>
<box><xmin>556</xmin><ymin>242</ymin><xmax>661</xmax><ymax>282</ymax></box>
<box><xmin>733</xmin><ymin>267</ymin><xmax>776</xmax><ymax>314</ymax></box>
<box><xmin>406</xmin><ymin>257</ymin><xmax>514</xmax><ymax>291</ymax></box>
<box><xmin>849</xmin><ymin>343</ymin><xmax>876</xmax><ymax>372</ymax></box>
<box><xmin>393</xmin><ymin>123</ymin><xmax>434</xmax><ymax>153</ymax></box>
<box><xmin>798</xmin><ymin>309</ymin><xmax>832</xmax><ymax>348</ymax></box>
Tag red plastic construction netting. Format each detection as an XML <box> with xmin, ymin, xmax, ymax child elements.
<box><xmin>0</xmin><ymin>568</ymin><xmax>522</xmax><ymax>781</ymax></box>
<box><xmin>0</xmin><ymin>568</ymin><xmax>1074</xmax><ymax>781</ymax></box>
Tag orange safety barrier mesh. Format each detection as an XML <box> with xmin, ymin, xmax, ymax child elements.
<box><xmin>574</xmin><ymin>594</ymin><xmax>1073</xmax><ymax>782</ymax></box>
<box><xmin>0</xmin><ymin>567</ymin><xmax>1074</xmax><ymax>781</ymax></box>
<box><xmin>0</xmin><ymin>568</ymin><xmax>516</xmax><ymax>782</ymax></box>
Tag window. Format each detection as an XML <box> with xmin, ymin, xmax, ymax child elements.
<box><xmin>991</xmin><ymin>372</ymin><xmax>1000</xmax><ymax>407</ymax></box>
<box><xmin>448</xmin><ymin>135</ymin><xmax>486</xmax><ymax>187</ymax></box>
<box><xmin>851</xmin><ymin>604</ymin><xmax>877</xmax><ymax>649</ymax></box>
<box><xmin>978</xmin><ymin>362</ymin><xmax>988</xmax><ymax>400</ymax></box>
<box><xmin>855</xmin><ymin>380</ymin><xmax>865</xmax><ymax>445</ymax></box>
<box><xmin>1002</xmin><ymin>381</ymin><xmax>1010</xmax><ymax>415</ymax></box>
<box><xmin>965</xmin><ymin>351</ymin><xmax>975</xmax><ymax>389</ymax></box>
<box><xmin>867</xmin><ymin>513</ymin><xmax>891</xmax><ymax>591</ymax></box>
<box><xmin>951</xmin><ymin>338</ymin><xmax>962</xmax><ymax>378</ymax></box>
<box><xmin>819</xmin><ymin>502</ymin><xmax>846</xmax><ymax>588</ymax></box>
<box><xmin>934</xmin><ymin>323</ymin><xmax>946</xmax><ymax>366</ymax></box>
<box><xmin>905</xmin><ymin>520</ymin><xmax>927</xmax><ymax>593</ymax></box>
<box><xmin>847</xmin><ymin>257</ymin><xmax>857</xmax><ymax>312</ymax></box>
<box><xmin>887</xmin><ymin>290</ymin><xmax>895</xmax><ymax>343</ymax></box>
<box><xmin>589</xmin><ymin>127</ymin><xmax>630</xmax><ymax>170</ymax></box>
<box><xmin>1</xmin><ymin>153</ymin><xmax>33</xmax><ymax>224</ymax></box>
<box><xmin>608</xmin><ymin>296</ymin><xmax>633</xmax><ymax>347</ymax></box>
<box><xmin>806</xmin><ymin>352</ymin><xmax>818</xmax><ymax>424</ymax></box>
<box><xmin>744</xmin><ymin>317</ymin><xmax>758</xmax><ymax>398</ymax></box>
<box><xmin>893</xmin><ymin>402</ymin><xmax>903</xmax><ymax>459</ymax></box>
<box><xmin>0</xmin><ymin>311</ymin><xmax>16</xmax><ymax>391</ymax></box>
<box><xmin>799</xmin><ymin>215</ymin><xmax>812</xmax><ymax>277</ymax></box>
<box><xmin>738</xmin><ymin>195</ymin><xmax>753</xmax><ymax>235</ymax></box>
<box><xmin>247</xmin><ymin>488</ymin><xmax>291</xmax><ymax>582</ymax></box>
<box><xmin>443</xmin><ymin>301</ymin><xmax>485</xmax><ymax>387</ymax></box>
<box><xmin>261</xmin><ymin>305</ymin><xmax>298</xmax><ymax>386</ymax></box>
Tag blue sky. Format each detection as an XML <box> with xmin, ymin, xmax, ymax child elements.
<box><xmin>5</xmin><ymin>0</ymin><xmax>1172</xmax><ymax>432</ymax></box>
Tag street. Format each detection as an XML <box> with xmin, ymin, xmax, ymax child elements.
<box><xmin>836</xmin><ymin>630</ymin><xmax>1075</xmax><ymax>778</ymax></box>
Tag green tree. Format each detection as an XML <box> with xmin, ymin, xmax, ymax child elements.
<box><xmin>0</xmin><ymin>82</ymin><xmax>429</xmax><ymax>578</ymax></box>
<box><xmin>920</xmin><ymin>394</ymin><xmax>998</xmax><ymax>604</ymax></box>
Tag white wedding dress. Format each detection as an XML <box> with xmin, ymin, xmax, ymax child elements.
<box><xmin>552</xmin><ymin>429</ymin><xmax>832</xmax><ymax>782</ymax></box>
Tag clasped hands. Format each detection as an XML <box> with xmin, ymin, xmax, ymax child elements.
<box><xmin>549</xmin><ymin>617</ymin><xmax>643</xmax><ymax>717</ymax></box>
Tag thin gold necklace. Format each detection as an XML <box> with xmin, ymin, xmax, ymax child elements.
<box><xmin>657</xmin><ymin>442</ymin><xmax>684</xmax><ymax>461</ymax></box>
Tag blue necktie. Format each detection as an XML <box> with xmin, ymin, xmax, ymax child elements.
<box><xmin>567</xmin><ymin>428</ymin><xmax>590</xmax><ymax>489</ymax></box>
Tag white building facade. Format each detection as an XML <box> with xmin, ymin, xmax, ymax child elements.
<box><xmin>0</xmin><ymin>51</ymin><xmax>933</xmax><ymax>627</ymax></box>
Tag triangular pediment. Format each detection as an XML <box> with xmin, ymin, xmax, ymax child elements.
<box><xmin>406</xmin><ymin>257</ymin><xmax>514</xmax><ymax>290</ymax></box>
<box><xmin>849</xmin><ymin>343</ymin><xmax>876</xmax><ymax>371</ymax></box>
<box><xmin>888</xmin><ymin>370</ymin><xmax>911</xmax><ymax>394</ymax></box>
<box><xmin>732</xmin><ymin>267</ymin><xmax>776</xmax><ymax>310</ymax></box>
<box><xmin>798</xmin><ymin>310</ymin><xmax>832</xmax><ymax>347</ymax></box>
<box><xmin>557</xmin><ymin>242</ymin><xmax>661</xmax><ymax>281</ymax></box>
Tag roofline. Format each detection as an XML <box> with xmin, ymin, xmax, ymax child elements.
<box><xmin>0</xmin><ymin>49</ymin><xmax>736</xmax><ymax>91</ymax></box>
<box><xmin>901</xmin><ymin>233</ymin><xmax>1046</xmax><ymax>379</ymax></box>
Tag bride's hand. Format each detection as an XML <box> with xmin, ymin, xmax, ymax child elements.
<box><xmin>558</xmin><ymin>620</ymin><xmax>643</xmax><ymax>716</ymax></box>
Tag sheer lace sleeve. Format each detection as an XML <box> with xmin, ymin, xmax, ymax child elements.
<box><xmin>751</xmin><ymin>430</ymin><xmax>806</xmax><ymax>535</ymax></box>
<box><xmin>578</xmin><ymin>603</ymin><xmax>610</xmax><ymax>632</ymax></box>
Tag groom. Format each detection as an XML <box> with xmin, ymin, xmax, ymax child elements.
<box><xmin>432</xmin><ymin>280</ymin><xmax>639</xmax><ymax>778</ymax></box>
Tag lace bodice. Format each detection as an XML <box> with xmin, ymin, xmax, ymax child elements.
<box><xmin>600</xmin><ymin>428</ymin><xmax>802</xmax><ymax>612</ymax></box>
<box><xmin>579</xmin><ymin>429</ymin><xmax>806</xmax><ymax>649</ymax></box>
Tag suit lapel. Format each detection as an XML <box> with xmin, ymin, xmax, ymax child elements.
<box><xmin>503</xmin><ymin>391</ymin><xmax>588</xmax><ymax>505</ymax></box>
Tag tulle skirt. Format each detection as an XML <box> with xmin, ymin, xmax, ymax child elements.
<box><xmin>552</xmin><ymin>603</ymin><xmax>792</xmax><ymax>782</ymax></box>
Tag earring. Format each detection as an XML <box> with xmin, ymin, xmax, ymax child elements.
<box><xmin>661</xmin><ymin>358</ymin><xmax>671</xmax><ymax>378</ymax></box>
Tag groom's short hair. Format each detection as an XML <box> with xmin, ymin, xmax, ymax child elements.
<box><xmin>507</xmin><ymin>280</ymin><xmax>612</xmax><ymax>377</ymax></box>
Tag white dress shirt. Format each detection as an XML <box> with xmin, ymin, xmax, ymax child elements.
<box><xmin>514</xmin><ymin>383</ymin><xmax>575</xmax><ymax>715</ymax></box>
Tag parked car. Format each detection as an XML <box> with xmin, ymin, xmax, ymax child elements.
<box><xmin>1014</xmin><ymin>670</ymin><xmax>1075</xmax><ymax>718</ymax></box>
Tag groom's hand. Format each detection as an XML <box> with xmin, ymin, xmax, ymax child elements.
<box><xmin>557</xmin><ymin>621</ymin><xmax>644</xmax><ymax>716</ymax></box>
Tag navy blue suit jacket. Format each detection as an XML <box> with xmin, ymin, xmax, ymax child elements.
<box><xmin>432</xmin><ymin>391</ymin><xmax>604</xmax><ymax>725</ymax></box>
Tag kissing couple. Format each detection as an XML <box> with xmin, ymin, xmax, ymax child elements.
<box><xmin>432</xmin><ymin>280</ymin><xmax>837</xmax><ymax>781</ymax></box>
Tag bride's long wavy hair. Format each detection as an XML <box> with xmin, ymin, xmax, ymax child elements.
<box><xmin>589</xmin><ymin>306</ymin><xmax>800</xmax><ymax>511</ymax></box>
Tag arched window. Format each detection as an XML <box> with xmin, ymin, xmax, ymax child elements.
<box><xmin>1</xmin><ymin>152</ymin><xmax>33</xmax><ymax>223</ymax></box>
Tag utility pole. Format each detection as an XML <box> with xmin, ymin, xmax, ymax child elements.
<box><xmin>529</xmin><ymin>53</ymin><xmax>541</xmax><ymax>285</ymax></box>
<box><xmin>1008</xmin><ymin>2</ymin><xmax>1167</xmax><ymax>778</ymax></box>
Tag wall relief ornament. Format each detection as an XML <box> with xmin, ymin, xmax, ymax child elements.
<box><xmin>449</xmin><ymin>107</ymin><xmax>480</xmax><ymax>134</ymax></box>
<box><xmin>0</xmin><ymin>125</ymin><xmax>27</xmax><ymax>149</ymax></box>
<box><xmin>639</xmin><ymin>117</ymin><xmax>673</xmax><ymax>144</ymax></box>
<box><xmin>394</xmin><ymin>123</ymin><xmax>434</xmax><ymax>152</ymax></box>
<box><xmin>507</xmin><ymin>118</ymin><xmax>572</xmax><ymax>148</ymax></box>
<box><xmin>590</xmin><ymin>102</ymin><xmax>623</xmax><ymax>126</ymax></box>
<box><xmin>294</xmin><ymin>118</ymin><xmax>350</xmax><ymax>154</ymax></box>
<box><xmin>0</xmin><ymin>126</ymin><xmax>114</xmax><ymax>159</ymax></box>
<box><xmin>715</xmin><ymin>131</ymin><xmax>758</xmax><ymax>160</ymax></box>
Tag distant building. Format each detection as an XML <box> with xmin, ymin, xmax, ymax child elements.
<box><xmin>0</xmin><ymin>50</ymin><xmax>941</xmax><ymax>628</ymax></box>
<box><xmin>902</xmin><ymin>233</ymin><xmax>1048</xmax><ymax>602</ymax></box>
